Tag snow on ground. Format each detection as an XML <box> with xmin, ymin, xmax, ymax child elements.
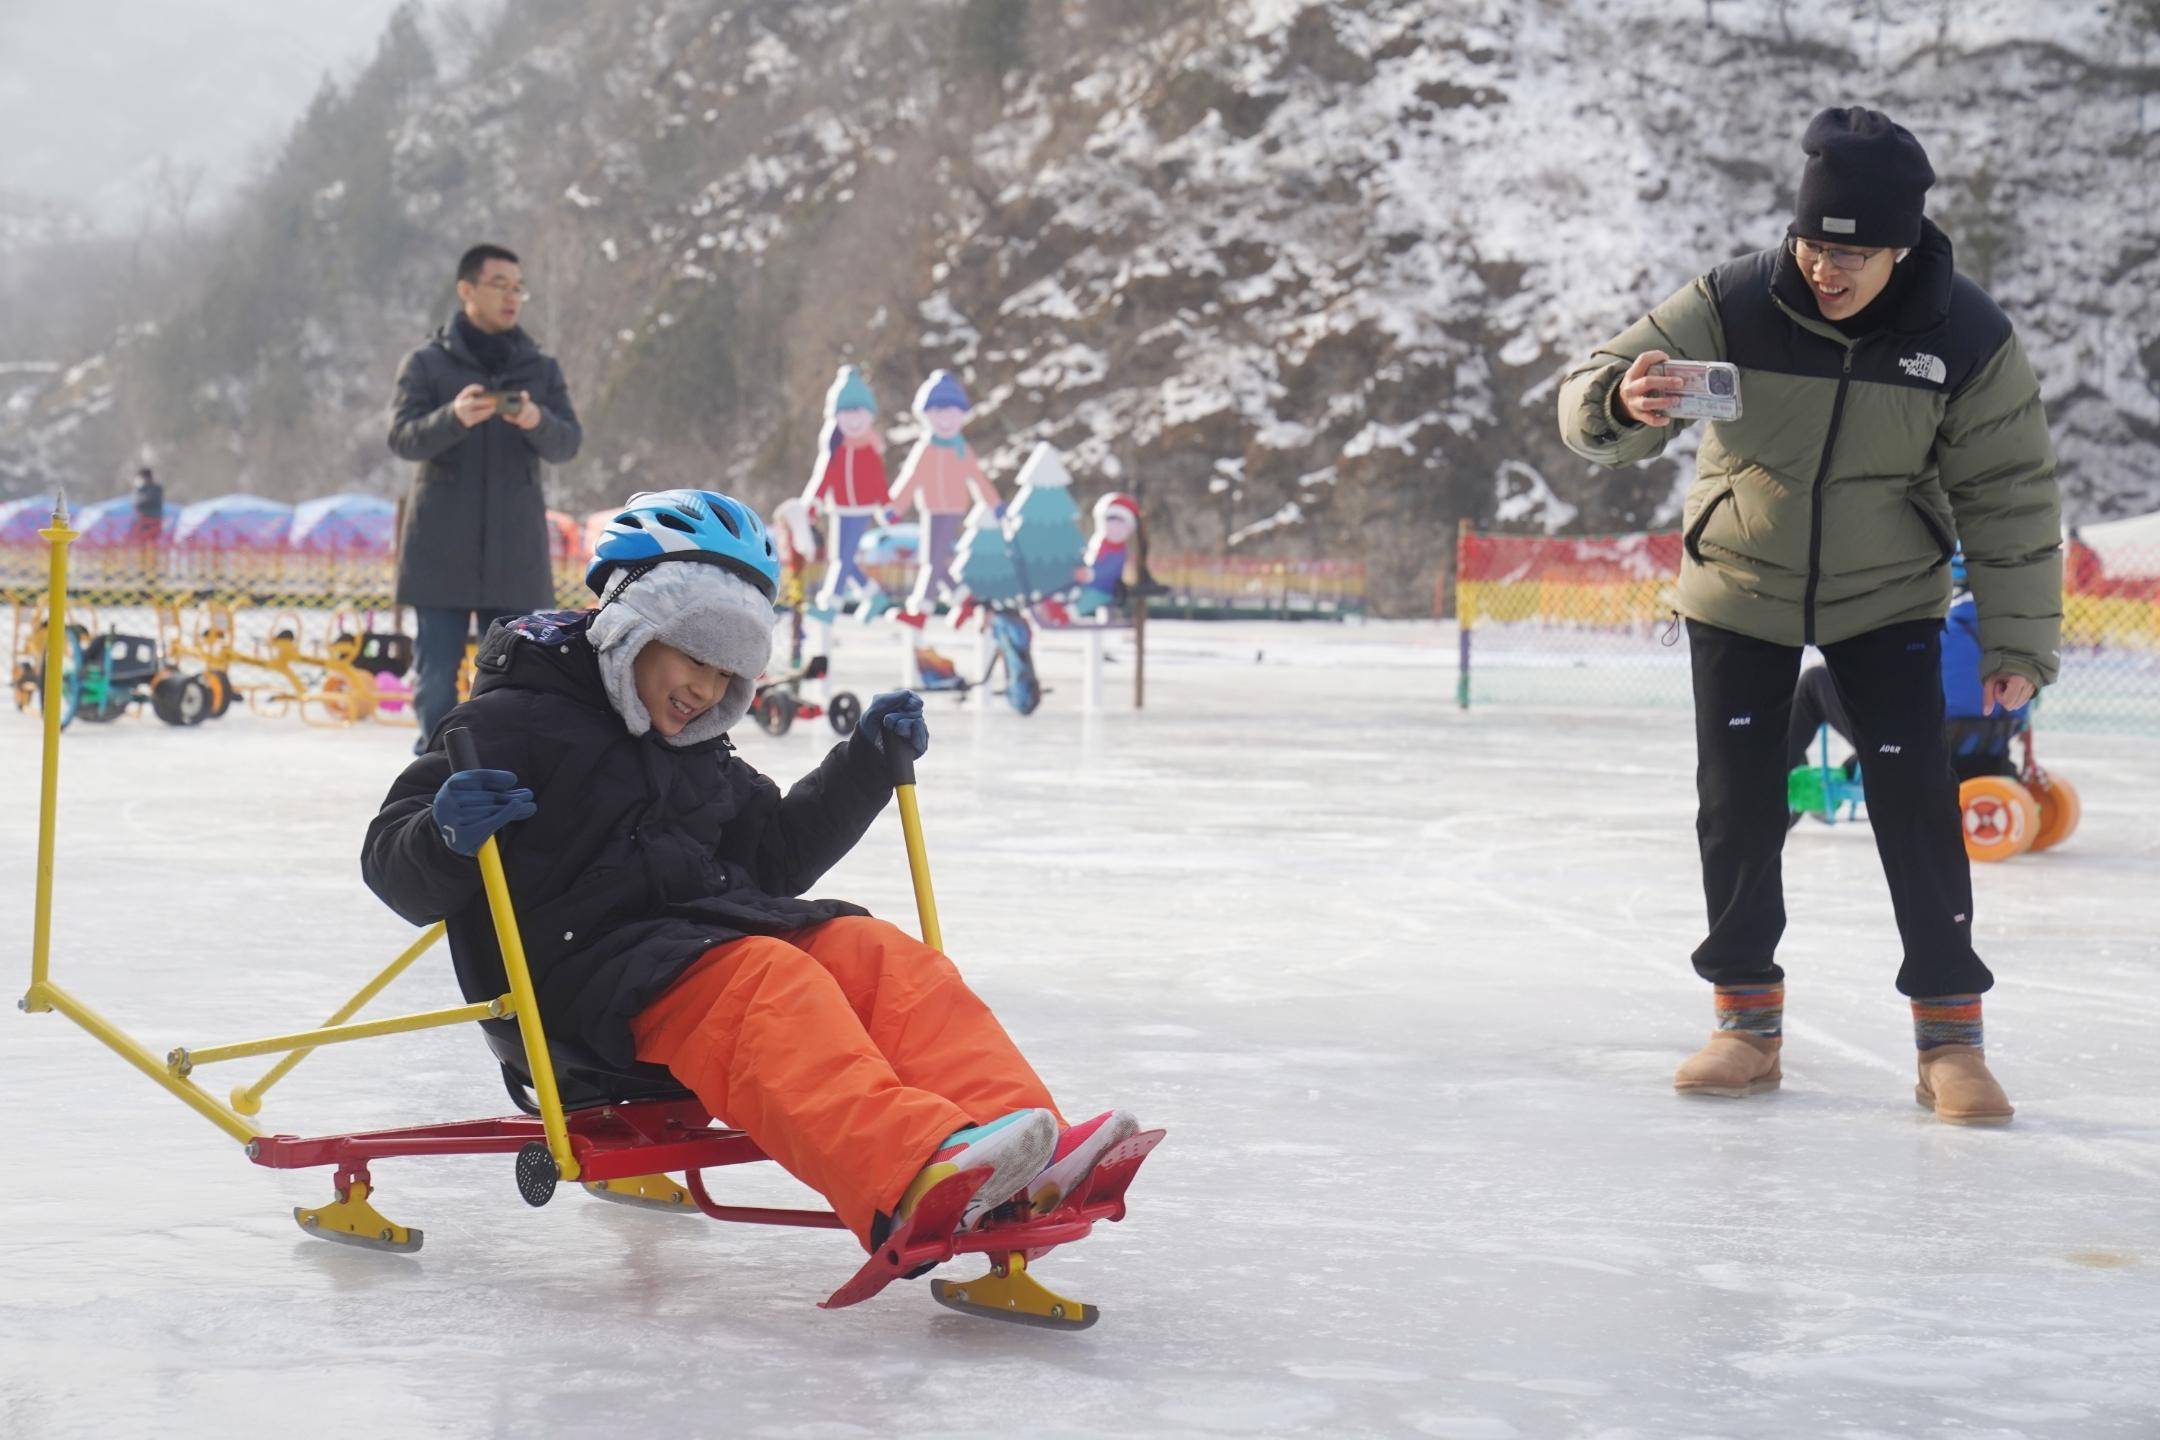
<box><xmin>3</xmin><ymin>619</ymin><xmax>2157</xmax><ymax>1438</ymax></box>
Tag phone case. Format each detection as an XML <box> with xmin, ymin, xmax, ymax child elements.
<box><xmin>1653</xmin><ymin>361</ymin><xmax>1742</xmax><ymax>422</ymax></box>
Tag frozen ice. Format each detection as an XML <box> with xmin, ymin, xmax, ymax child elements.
<box><xmin>4</xmin><ymin>619</ymin><xmax>2157</xmax><ymax>1437</ymax></box>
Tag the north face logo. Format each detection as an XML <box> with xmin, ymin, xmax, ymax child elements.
<box><xmin>1898</xmin><ymin>352</ymin><xmax>1948</xmax><ymax>384</ymax></box>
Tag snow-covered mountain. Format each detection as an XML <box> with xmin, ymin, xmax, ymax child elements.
<box><xmin>3</xmin><ymin>0</ymin><xmax>2153</xmax><ymax>612</ymax></box>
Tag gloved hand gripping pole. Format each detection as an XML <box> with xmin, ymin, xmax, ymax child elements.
<box><xmin>445</xmin><ymin>727</ymin><xmax>578</xmax><ymax>1180</ymax></box>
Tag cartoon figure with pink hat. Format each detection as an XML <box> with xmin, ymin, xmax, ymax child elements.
<box><xmin>888</xmin><ymin>370</ymin><xmax>1000</xmax><ymax>614</ymax></box>
<box><xmin>1074</xmin><ymin>491</ymin><xmax>1141</xmax><ymax>617</ymax></box>
<box><xmin>802</xmin><ymin>365</ymin><xmax>890</xmax><ymax>613</ymax></box>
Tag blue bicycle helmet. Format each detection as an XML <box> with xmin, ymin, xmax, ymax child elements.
<box><xmin>586</xmin><ymin>489</ymin><xmax>780</xmax><ymax>600</ymax></box>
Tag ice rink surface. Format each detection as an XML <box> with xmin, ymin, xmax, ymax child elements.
<box><xmin>3</xmin><ymin>618</ymin><xmax>2156</xmax><ymax>1439</ymax></box>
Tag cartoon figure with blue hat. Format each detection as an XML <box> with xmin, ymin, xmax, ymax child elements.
<box><xmin>888</xmin><ymin>370</ymin><xmax>1001</xmax><ymax>614</ymax></box>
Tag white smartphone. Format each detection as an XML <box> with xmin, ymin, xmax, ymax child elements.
<box><xmin>1650</xmin><ymin>360</ymin><xmax>1742</xmax><ymax>422</ymax></box>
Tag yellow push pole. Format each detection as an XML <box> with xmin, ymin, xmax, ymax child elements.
<box><xmin>24</xmin><ymin>494</ymin><xmax>75</xmax><ymax>1013</ymax></box>
<box><xmin>229</xmin><ymin>922</ymin><xmax>446</xmax><ymax>1114</ymax></box>
<box><xmin>445</xmin><ymin>728</ymin><xmax>578</xmax><ymax>1181</ymax></box>
<box><xmin>888</xmin><ymin>744</ymin><xmax>943</xmax><ymax>952</ymax></box>
<box><xmin>18</xmin><ymin>495</ymin><xmax>257</xmax><ymax>1143</ymax></box>
<box><xmin>171</xmin><ymin>993</ymin><xmax>510</xmax><ymax>1075</ymax></box>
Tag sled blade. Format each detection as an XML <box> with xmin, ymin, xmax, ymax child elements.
<box><xmin>294</xmin><ymin>1182</ymin><xmax>422</xmax><ymax>1254</ymax></box>
<box><xmin>931</xmin><ymin>1254</ymin><xmax>1099</xmax><ymax>1331</ymax></box>
<box><xmin>583</xmin><ymin>1173</ymin><xmax>695</xmax><ymax>1213</ymax></box>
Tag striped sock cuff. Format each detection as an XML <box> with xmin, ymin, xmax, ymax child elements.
<box><xmin>1913</xmin><ymin>995</ymin><xmax>1983</xmax><ymax>1051</ymax></box>
<box><xmin>1714</xmin><ymin>983</ymin><xmax>1784</xmax><ymax>1038</ymax></box>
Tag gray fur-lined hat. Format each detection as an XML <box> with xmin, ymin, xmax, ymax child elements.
<box><xmin>588</xmin><ymin>561</ymin><xmax>773</xmax><ymax>745</ymax></box>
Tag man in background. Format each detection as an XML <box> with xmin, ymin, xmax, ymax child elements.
<box><xmin>130</xmin><ymin>465</ymin><xmax>163</xmax><ymax>547</ymax></box>
<box><xmin>387</xmin><ymin>243</ymin><xmax>581</xmax><ymax>751</ymax></box>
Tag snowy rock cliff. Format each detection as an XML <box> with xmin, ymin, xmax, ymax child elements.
<box><xmin>2</xmin><ymin>0</ymin><xmax>2153</xmax><ymax>612</ymax></box>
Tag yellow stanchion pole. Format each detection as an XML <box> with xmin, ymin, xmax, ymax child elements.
<box><xmin>445</xmin><ymin>728</ymin><xmax>578</xmax><ymax>1181</ymax></box>
<box><xmin>18</xmin><ymin>492</ymin><xmax>257</xmax><ymax>1144</ymax></box>
<box><xmin>24</xmin><ymin>494</ymin><xmax>75</xmax><ymax>1013</ymax></box>
<box><xmin>888</xmin><ymin>744</ymin><xmax>942</xmax><ymax>952</ymax></box>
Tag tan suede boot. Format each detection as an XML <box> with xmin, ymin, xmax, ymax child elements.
<box><xmin>1674</xmin><ymin>1032</ymin><xmax>1782</xmax><ymax>1097</ymax></box>
<box><xmin>1915</xmin><ymin>1044</ymin><xmax>2014</xmax><ymax>1125</ymax></box>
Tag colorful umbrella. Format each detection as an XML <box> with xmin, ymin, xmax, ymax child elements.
<box><xmin>290</xmin><ymin>492</ymin><xmax>396</xmax><ymax>554</ymax></box>
<box><xmin>0</xmin><ymin>495</ymin><xmax>58</xmax><ymax>545</ymax></box>
<box><xmin>172</xmin><ymin>493</ymin><xmax>294</xmax><ymax>550</ymax></box>
<box><xmin>70</xmin><ymin>495</ymin><xmax>174</xmax><ymax>549</ymax></box>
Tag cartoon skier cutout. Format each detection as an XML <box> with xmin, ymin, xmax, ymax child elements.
<box><xmin>888</xmin><ymin>370</ymin><xmax>1000</xmax><ymax>616</ymax></box>
<box><xmin>1074</xmin><ymin>491</ymin><xmax>1141</xmax><ymax>618</ymax></box>
<box><xmin>802</xmin><ymin>365</ymin><xmax>891</xmax><ymax>615</ymax></box>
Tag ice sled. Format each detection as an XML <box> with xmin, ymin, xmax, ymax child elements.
<box><xmin>17</xmin><ymin>498</ymin><xmax>1160</xmax><ymax>1330</ymax></box>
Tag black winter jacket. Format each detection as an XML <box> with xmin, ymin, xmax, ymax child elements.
<box><xmin>362</xmin><ymin>610</ymin><xmax>890</xmax><ymax>1067</ymax></box>
<box><xmin>387</xmin><ymin>317</ymin><xmax>582</xmax><ymax>610</ymax></box>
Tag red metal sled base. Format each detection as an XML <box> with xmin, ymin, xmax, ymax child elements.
<box><xmin>253</xmin><ymin>1103</ymin><xmax>1161</xmax><ymax>1324</ymax></box>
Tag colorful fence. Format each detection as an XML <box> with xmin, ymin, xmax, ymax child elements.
<box><xmin>1</xmin><ymin>508</ymin><xmax>595</xmax><ymax>730</ymax></box>
<box><xmin>846</xmin><ymin>551</ymin><xmax>1365</xmax><ymax>619</ymax></box>
<box><xmin>1452</xmin><ymin>522</ymin><xmax>2160</xmax><ymax>733</ymax></box>
<box><xmin>1142</xmin><ymin>553</ymin><xmax>1365</xmax><ymax>619</ymax></box>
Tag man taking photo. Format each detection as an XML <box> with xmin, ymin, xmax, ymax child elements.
<box><xmin>388</xmin><ymin>242</ymin><xmax>582</xmax><ymax>751</ymax></box>
<box><xmin>1557</xmin><ymin>107</ymin><xmax>2061</xmax><ymax>1125</ymax></box>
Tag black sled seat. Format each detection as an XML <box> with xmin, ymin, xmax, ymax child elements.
<box><xmin>478</xmin><ymin>1017</ymin><xmax>694</xmax><ymax>1116</ymax></box>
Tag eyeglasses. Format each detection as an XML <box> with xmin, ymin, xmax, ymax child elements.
<box><xmin>475</xmin><ymin>279</ymin><xmax>530</xmax><ymax>299</ymax></box>
<box><xmin>1789</xmin><ymin>236</ymin><xmax>1882</xmax><ymax>274</ymax></box>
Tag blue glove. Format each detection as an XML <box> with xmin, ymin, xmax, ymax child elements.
<box><xmin>859</xmin><ymin>690</ymin><xmax>928</xmax><ymax>759</ymax></box>
<box><xmin>432</xmin><ymin>768</ymin><xmax>536</xmax><ymax>857</ymax></box>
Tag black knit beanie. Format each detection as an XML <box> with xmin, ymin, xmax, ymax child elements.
<box><xmin>1793</xmin><ymin>107</ymin><xmax>1934</xmax><ymax>249</ymax></box>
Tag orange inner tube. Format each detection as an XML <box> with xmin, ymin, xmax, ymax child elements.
<box><xmin>1959</xmin><ymin>775</ymin><xmax>2038</xmax><ymax>863</ymax></box>
<box><xmin>2027</xmin><ymin>772</ymin><xmax>2081</xmax><ymax>853</ymax></box>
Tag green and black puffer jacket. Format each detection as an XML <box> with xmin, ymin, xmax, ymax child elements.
<box><xmin>1557</xmin><ymin>220</ymin><xmax>2062</xmax><ymax>687</ymax></box>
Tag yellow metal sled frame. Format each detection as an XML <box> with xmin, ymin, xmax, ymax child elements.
<box><xmin>17</xmin><ymin>496</ymin><xmax>583</xmax><ymax>1178</ymax></box>
<box><xmin>20</xmin><ymin>499</ymin><xmax>1158</xmax><ymax>1322</ymax></box>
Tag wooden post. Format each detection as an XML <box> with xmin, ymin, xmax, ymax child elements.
<box><xmin>1455</xmin><ymin>517</ymin><xmax>1472</xmax><ymax>711</ymax></box>
<box><xmin>1127</xmin><ymin>509</ymin><xmax>1148</xmax><ymax>711</ymax></box>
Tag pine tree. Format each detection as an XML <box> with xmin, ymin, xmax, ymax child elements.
<box><xmin>1004</xmin><ymin>444</ymin><xmax>1087</xmax><ymax>601</ymax></box>
<box><xmin>951</xmin><ymin>501</ymin><xmax>1021</xmax><ymax>607</ymax></box>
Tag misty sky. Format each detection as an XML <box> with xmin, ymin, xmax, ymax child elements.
<box><xmin>0</xmin><ymin>0</ymin><xmax>421</xmax><ymax>230</ymax></box>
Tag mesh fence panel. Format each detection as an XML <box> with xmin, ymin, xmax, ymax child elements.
<box><xmin>1452</xmin><ymin>525</ymin><xmax>2160</xmax><ymax>732</ymax></box>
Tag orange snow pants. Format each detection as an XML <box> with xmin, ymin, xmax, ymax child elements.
<box><xmin>628</xmin><ymin>916</ymin><xmax>1061</xmax><ymax>1246</ymax></box>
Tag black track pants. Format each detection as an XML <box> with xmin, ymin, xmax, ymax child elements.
<box><xmin>1784</xmin><ymin>665</ymin><xmax>1855</xmax><ymax>772</ymax></box>
<box><xmin>1687</xmin><ymin>619</ymin><xmax>1990</xmax><ymax>998</ymax></box>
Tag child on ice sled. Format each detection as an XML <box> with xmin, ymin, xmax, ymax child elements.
<box><xmin>363</xmin><ymin>488</ymin><xmax>1139</xmax><ymax>1247</ymax></box>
